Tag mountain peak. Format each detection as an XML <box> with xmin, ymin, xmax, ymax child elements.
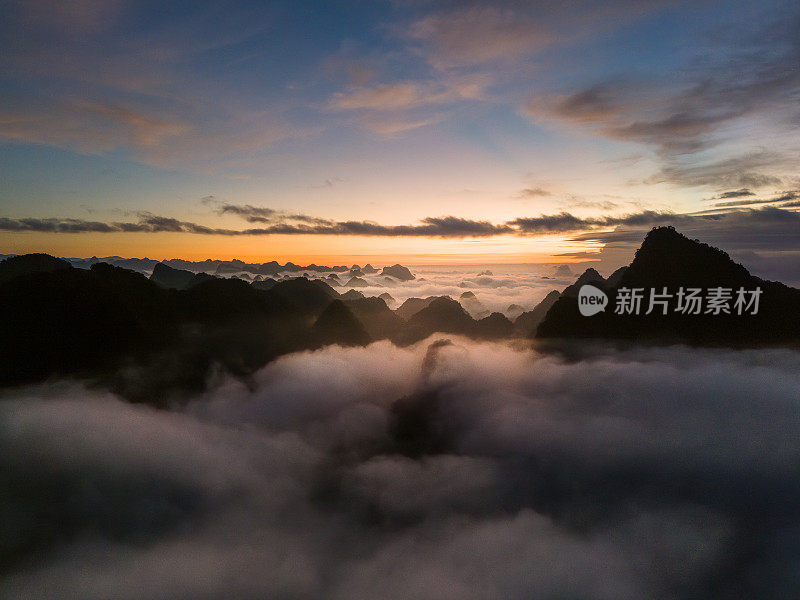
<box><xmin>0</xmin><ymin>253</ymin><xmax>71</xmax><ymax>284</ymax></box>
<box><xmin>536</xmin><ymin>226</ymin><xmax>800</xmax><ymax>345</ymax></box>
<box><xmin>310</xmin><ymin>300</ymin><xmax>371</xmax><ymax>348</ymax></box>
<box><xmin>623</xmin><ymin>226</ymin><xmax>750</xmax><ymax>289</ymax></box>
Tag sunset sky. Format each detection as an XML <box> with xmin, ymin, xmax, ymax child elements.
<box><xmin>1</xmin><ymin>0</ymin><xmax>798</xmax><ymax>267</ymax></box>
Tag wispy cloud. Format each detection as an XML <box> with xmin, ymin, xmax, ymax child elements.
<box><xmin>4</xmin><ymin>203</ymin><xmax>799</xmax><ymax>244</ymax></box>
<box><xmin>406</xmin><ymin>6</ymin><xmax>553</xmax><ymax>68</ymax></box>
<box><xmin>717</xmin><ymin>189</ymin><xmax>755</xmax><ymax>199</ymax></box>
<box><xmin>516</xmin><ymin>187</ymin><xmax>552</xmax><ymax>199</ymax></box>
<box><xmin>523</xmin><ymin>10</ymin><xmax>800</xmax><ymax>191</ymax></box>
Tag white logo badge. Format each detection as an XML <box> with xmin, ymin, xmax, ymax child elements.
<box><xmin>578</xmin><ymin>284</ymin><xmax>608</xmax><ymax>316</ymax></box>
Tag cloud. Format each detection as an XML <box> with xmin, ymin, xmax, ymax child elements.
<box><xmin>329</xmin><ymin>82</ymin><xmax>448</xmax><ymax>111</ymax></box>
<box><xmin>508</xmin><ymin>209</ymin><xmax>695</xmax><ymax>234</ymax></box>
<box><xmin>4</xmin><ymin>203</ymin><xmax>800</xmax><ymax>261</ymax></box>
<box><xmin>0</xmin><ymin>212</ymin><xmax>514</xmax><ymax>238</ymax></box>
<box><xmin>712</xmin><ymin>190</ymin><xmax>799</xmax><ymax>209</ymax></box>
<box><xmin>523</xmin><ymin>8</ymin><xmax>800</xmax><ymax>190</ymax></box>
<box><xmin>327</xmin><ymin>74</ymin><xmax>489</xmax><ymax>135</ymax></box>
<box><xmin>404</xmin><ymin>1</ymin><xmax>684</xmax><ymax>70</ymax></box>
<box><xmin>406</xmin><ymin>6</ymin><xmax>553</xmax><ymax>68</ymax></box>
<box><xmin>0</xmin><ymin>3</ymin><xmax>308</xmax><ymax>172</ymax></box>
<box><xmin>649</xmin><ymin>153</ymin><xmax>788</xmax><ymax>190</ymax></box>
<box><xmin>717</xmin><ymin>188</ymin><xmax>755</xmax><ymax>199</ymax></box>
<box><xmin>516</xmin><ymin>187</ymin><xmax>552</xmax><ymax>198</ymax></box>
<box><xmin>356</xmin><ymin>115</ymin><xmax>440</xmax><ymax>135</ymax></box>
<box><xmin>3</xmin><ymin>340</ymin><xmax>800</xmax><ymax>598</ymax></box>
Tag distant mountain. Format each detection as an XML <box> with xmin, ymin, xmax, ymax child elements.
<box><xmin>266</xmin><ymin>277</ymin><xmax>339</xmax><ymax>320</ymax></box>
<box><xmin>459</xmin><ymin>291</ymin><xmax>490</xmax><ymax>319</ymax></box>
<box><xmin>362</xmin><ymin>264</ymin><xmax>378</xmax><ymax>274</ymax></box>
<box><xmin>381</xmin><ymin>264</ymin><xmax>415</xmax><ymax>281</ymax></box>
<box><xmin>150</xmin><ymin>262</ymin><xmax>212</xmax><ymax>290</ymax></box>
<box><xmin>402</xmin><ymin>296</ymin><xmax>475</xmax><ymax>343</ymax></box>
<box><xmin>378</xmin><ymin>292</ymin><xmax>396</xmax><ymax>307</ymax></box>
<box><xmin>537</xmin><ymin>226</ymin><xmax>800</xmax><ymax>346</ymax></box>
<box><xmin>341</xmin><ymin>289</ymin><xmax>366</xmax><ymax>301</ymax></box>
<box><xmin>251</xmin><ymin>278</ymin><xmax>277</xmax><ymax>291</ymax></box>
<box><xmin>514</xmin><ymin>290</ymin><xmax>560</xmax><ymax>336</ymax></box>
<box><xmin>475</xmin><ymin>312</ymin><xmax>514</xmax><ymax>339</ymax></box>
<box><xmin>395</xmin><ymin>296</ymin><xmax>437</xmax><ymax>320</ymax></box>
<box><xmin>553</xmin><ymin>264</ymin><xmax>574</xmax><ymax>277</ymax></box>
<box><xmin>506</xmin><ymin>303</ymin><xmax>525</xmax><ymax>320</ymax></box>
<box><xmin>67</xmin><ymin>256</ymin><xmax>161</xmax><ymax>272</ymax></box>
<box><xmin>345</xmin><ymin>276</ymin><xmax>369</xmax><ymax>288</ymax></box>
<box><xmin>310</xmin><ymin>300</ymin><xmax>371</xmax><ymax>348</ymax></box>
<box><xmin>5</xmin><ymin>228</ymin><xmax>795</xmax><ymax>400</ymax></box>
<box><xmin>251</xmin><ymin>278</ymin><xmax>278</xmax><ymax>291</ymax></box>
<box><xmin>66</xmin><ymin>255</ymin><xmax>353</xmax><ymax>276</ymax></box>
<box><xmin>344</xmin><ymin>296</ymin><xmax>404</xmax><ymax>340</ymax></box>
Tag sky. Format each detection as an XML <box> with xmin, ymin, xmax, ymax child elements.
<box><xmin>0</xmin><ymin>0</ymin><xmax>798</xmax><ymax>268</ymax></box>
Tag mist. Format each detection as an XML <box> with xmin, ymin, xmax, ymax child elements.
<box><xmin>2</xmin><ymin>338</ymin><xmax>800</xmax><ymax>599</ymax></box>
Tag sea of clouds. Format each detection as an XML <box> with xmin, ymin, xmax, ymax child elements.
<box><xmin>2</xmin><ymin>337</ymin><xmax>800</xmax><ymax>599</ymax></box>
<box><xmin>280</xmin><ymin>264</ymin><xmax>585</xmax><ymax>315</ymax></box>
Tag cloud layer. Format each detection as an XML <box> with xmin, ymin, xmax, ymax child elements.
<box><xmin>3</xmin><ymin>339</ymin><xmax>800</xmax><ymax>598</ymax></box>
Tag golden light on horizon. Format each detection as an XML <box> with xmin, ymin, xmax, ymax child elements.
<box><xmin>0</xmin><ymin>231</ymin><xmax>606</xmax><ymax>265</ymax></box>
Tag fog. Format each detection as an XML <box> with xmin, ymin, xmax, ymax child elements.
<box><xmin>287</xmin><ymin>264</ymin><xmax>581</xmax><ymax>315</ymax></box>
<box><xmin>2</xmin><ymin>338</ymin><xmax>800</xmax><ymax>599</ymax></box>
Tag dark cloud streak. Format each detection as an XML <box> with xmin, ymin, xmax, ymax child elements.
<box><xmin>3</xmin><ymin>206</ymin><xmax>800</xmax><ymax>241</ymax></box>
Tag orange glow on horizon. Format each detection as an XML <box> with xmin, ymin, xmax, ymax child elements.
<box><xmin>1</xmin><ymin>231</ymin><xmax>605</xmax><ymax>265</ymax></box>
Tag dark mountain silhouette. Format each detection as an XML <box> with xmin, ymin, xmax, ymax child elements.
<box><xmin>344</xmin><ymin>276</ymin><xmax>369</xmax><ymax>288</ymax></box>
<box><xmin>606</xmin><ymin>266</ymin><xmax>627</xmax><ymax>287</ymax></box>
<box><xmin>537</xmin><ymin>226</ymin><xmax>800</xmax><ymax>346</ymax></box>
<box><xmin>381</xmin><ymin>264</ymin><xmax>415</xmax><ymax>281</ymax></box>
<box><xmin>68</xmin><ymin>256</ymin><xmax>160</xmax><ymax>272</ymax></box>
<box><xmin>310</xmin><ymin>300</ymin><xmax>371</xmax><ymax>348</ymax></box>
<box><xmin>265</xmin><ymin>277</ymin><xmax>339</xmax><ymax>320</ymax></box>
<box><xmin>150</xmin><ymin>262</ymin><xmax>211</xmax><ymax>290</ymax></box>
<box><xmin>475</xmin><ymin>312</ymin><xmax>514</xmax><ymax>339</ymax></box>
<box><xmin>395</xmin><ymin>296</ymin><xmax>437</xmax><ymax>320</ymax></box>
<box><xmin>4</xmin><ymin>227</ymin><xmax>797</xmax><ymax>400</ymax></box>
<box><xmin>514</xmin><ymin>290</ymin><xmax>560</xmax><ymax>336</ymax></box>
<box><xmin>178</xmin><ymin>276</ymin><xmax>275</xmax><ymax>322</ymax></box>
<box><xmin>378</xmin><ymin>292</ymin><xmax>396</xmax><ymax>307</ymax></box>
<box><xmin>349</xmin><ymin>267</ymin><xmax>364</xmax><ymax>277</ymax></box>
<box><xmin>401</xmin><ymin>296</ymin><xmax>476</xmax><ymax>343</ymax></box>
<box><xmin>459</xmin><ymin>291</ymin><xmax>490</xmax><ymax>319</ymax></box>
<box><xmin>0</xmin><ymin>253</ymin><xmax>71</xmax><ymax>284</ymax></box>
<box><xmin>0</xmin><ymin>259</ymin><xmax>340</xmax><ymax>397</ymax></box>
<box><xmin>560</xmin><ymin>267</ymin><xmax>606</xmax><ymax>297</ymax></box>
<box><xmin>251</xmin><ymin>278</ymin><xmax>277</xmax><ymax>291</ymax></box>
<box><xmin>0</xmin><ymin>262</ymin><xmax>177</xmax><ymax>386</ymax></box>
<box><xmin>362</xmin><ymin>264</ymin><xmax>378</xmax><ymax>274</ymax></box>
<box><xmin>343</xmin><ymin>297</ymin><xmax>404</xmax><ymax>340</ymax></box>
<box><xmin>341</xmin><ymin>289</ymin><xmax>366</xmax><ymax>301</ymax></box>
<box><xmin>506</xmin><ymin>303</ymin><xmax>525</xmax><ymax>320</ymax></box>
<box><xmin>214</xmin><ymin>260</ymin><xmax>248</xmax><ymax>275</ymax></box>
<box><xmin>255</xmin><ymin>260</ymin><xmax>281</xmax><ymax>275</ymax></box>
